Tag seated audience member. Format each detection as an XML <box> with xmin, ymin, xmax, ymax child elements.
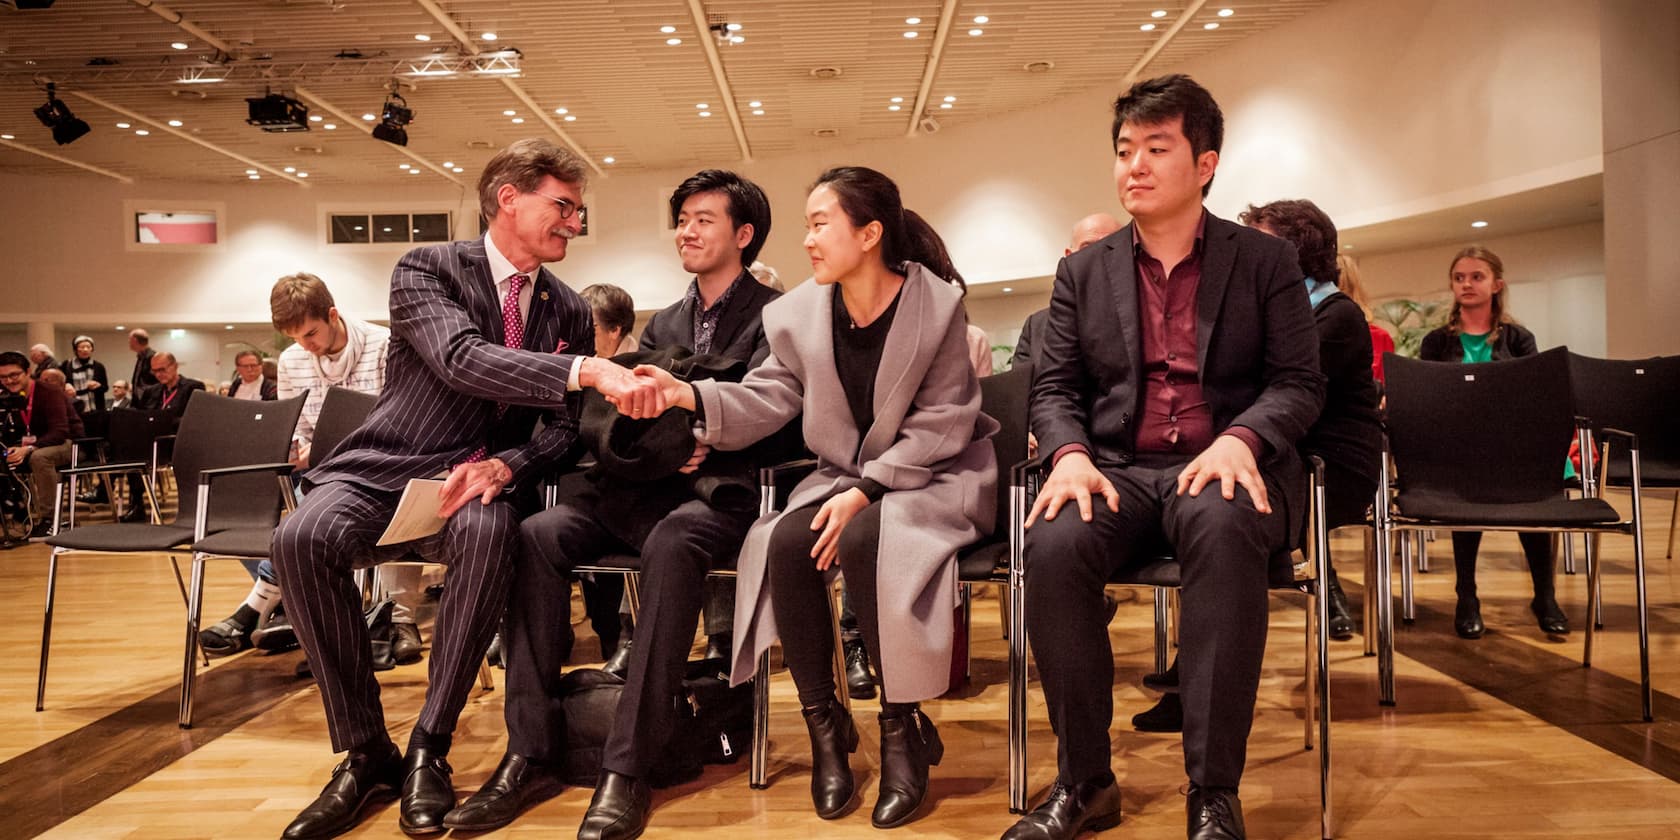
<box><xmin>1005</xmin><ymin>75</ymin><xmax>1323</xmax><ymax>840</ymax></box>
<box><xmin>197</xmin><ymin>274</ymin><xmax>418</xmax><ymax>666</ymax></box>
<box><xmin>1335</xmin><ymin>254</ymin><xmax>1395</xmax><ymax>385</ymax></box>
<box><xmin>216</xmin><ymin>381</ymin><xmax>232</xmax><ymax>397</ymax></box>
<box><xmin>268</xmin><ymin>138</ymin><xmax>650</xmax><ymax>840</ymax></box>
<box><xmin>465</xmin><ymin>170</ymin><xmax>785</xmax><ymax>836</ymax></box>
<box><xmin>134</xmin><ymin>351</ymin><xmax>206</xmax><ymax>418</ymax></box>
<box><xmin>0</xmin><ymin>351</ymin><xmax>77</xmax><ymax>539</ymax></box>
<box><xmin>1013</xmin><ymin>213</ymin><xmax>1125</xmax><ymax>375</ymax></box>
<box><xmin>60</xmin><ymin>335</ymin><xmax>109</xmax><ymax>436</ymax></box>
<box><xmin>108</xmin><ymin>379</ymin><xmax>131</xmax><ymax>410</ymax></box>
<box><xmin>29</xmin><ymin>344</ymin><xmax>57</xmax><ymax>379</ymax></box>
<box><xmin>581</xmin><ymin>283</ymin><xmax>640</xmax><ymax>358</ymax></box>
<box><xmin>635</xmin><ymin>165</ymin><xmax>997</xmax><ymax>832</ymax></box>
<box><xmin>748</xmin><ymin>259</ymin><xmax>785</xmax><ymax>291</ymax></box>
<box><xmin>1418</xmin><ymin>245</ymin><xmax>1567</xmax><ymax>639</ymax></box>
<box><xmin>228</xmin><ymin>349</ymin><xmax>278</xmax><ymax>400</ymax></box>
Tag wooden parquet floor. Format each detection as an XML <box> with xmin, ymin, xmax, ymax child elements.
<box><xmin>2</xmin><ymin>489</ymin><xmax>1678</xmax><ymax>839</ymax></box>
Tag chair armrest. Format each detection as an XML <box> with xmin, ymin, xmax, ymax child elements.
<box><xmin>57</xmin><ymin>460</ymin><xmax>149</xmax><ymax>477</ymax></box>
<box><xmin>1598</xmin><ymin>427</ymin><xmax>1640</xmax><ymax>448</ymax></box>
<box><xmin>760</xmin><ymin>458</ymin><xmax>818</xmax><ymax>485</ymax></box>
<box><xmin>198</xmin><ymin>462</ymin><xmax>296</xmax><ymax>486</ymax></box>
<box><xmin>1007</xmin><ymin>457</ymin><xmax>1043</xmax><ymax>487</ymax></box>
<box><xmin>72</xmin><ymin>436</ymin><xmax>105</xmax><ymax>447</ymax></box>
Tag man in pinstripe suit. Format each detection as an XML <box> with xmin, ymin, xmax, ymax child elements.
<box><xmin>272</xmin><ymin>138</ymin><xmax>664</xmax><ymax>840</ymax></box>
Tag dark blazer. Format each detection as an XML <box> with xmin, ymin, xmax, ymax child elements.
<box><xmin>131</xmin><ymin>348</ymin><xmax>159</xmax><ymax>391</ymax></box>
<box><xmin>308</xmin><ymin>238</ymin><xmax>594</xmax><ymax>500</ymax></box>
<box><xmin>1419</xmin><ymin>322</ymin><xmax>1537</xmax><ymax>363</ymax></box>
<box><xmin>228</xmin><ymin>375</ymin><xmax>278</xmax><ymax>400</ymax></box>
<box><xmin>1031</xmin><ymin>214</ymin><xmax>1325</xmax><ymax>516</ymax></box>
<box><xmin>1011</xmin><ymin>308</ymin><xmax>1050</xmax><ymax>372</ymax></box>
<box><xmin>638</xmin><ymin>271</ymin><xmax>781</xmax><ymax>368</ymax></box>
<box><xmin>135</xmin><ymin>376</ymin><xmax>206</xmax><ymax>420</ymax></box>
<box><xmin>1302</xmin><ymin>291</ymin><xmax>1383</xmax><ymax>526</ymax></box>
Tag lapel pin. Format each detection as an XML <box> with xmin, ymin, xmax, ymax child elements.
<box><xmin>539</xmin><ymin>290</ymin><xmax>550</xmax><ymax>301</ymax></box>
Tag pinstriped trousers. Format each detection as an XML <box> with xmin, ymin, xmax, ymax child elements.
<box><xmin>271</xmin><ymin>480</ymin><xmax>517</xmax><ymax>753</ymax></box>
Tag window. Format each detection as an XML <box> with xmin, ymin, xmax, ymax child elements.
<box><xmin>328</xmin><ymin>211</ymin><xmax>451</xmax><ymax>244</ymax></box>
<box><xmin>124</xmin><ymin>200</ymin><xmax>226</xmax><ymax>252</ymax></box>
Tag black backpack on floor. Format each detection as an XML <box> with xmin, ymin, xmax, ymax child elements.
<box><xmin>559</xmin><ymin>658</ymin><xmax>754</xmax><ymax>788</ymax></box>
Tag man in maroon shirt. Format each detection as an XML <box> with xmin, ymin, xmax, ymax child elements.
<box><xmin>1002</xmin><ymin>76</ymin><xmax>1323</xmax><ymax>840</ymax></box>
<box><xmin>0</xmin><ymin>350</ymin><xmax>77</xmax><ymax>539</ymax></box>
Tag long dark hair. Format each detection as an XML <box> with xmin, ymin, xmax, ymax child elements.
<box><xmin>809</xmin><ymin>166</ymin><xmax>965</xmax><ymax>292</ymax></box>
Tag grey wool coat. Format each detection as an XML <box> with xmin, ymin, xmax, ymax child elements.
<box><xmin>692</xmin><ymin>262</ymin><xmax>1000</xmax><ymax>702</ymax></box>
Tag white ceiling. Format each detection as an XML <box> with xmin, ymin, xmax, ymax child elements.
<box><xmin>0</xmin><ymin>0</ymin><xmax>1335</xmax><ymax>186</ymax></box>
<box><xmin>1341</xmin><ymin>175</ymin><xmax>1604</xmax><ymax>257</ymax></box>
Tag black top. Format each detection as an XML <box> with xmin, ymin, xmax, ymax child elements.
<box><xmin>832</xmin><ymin>284</ymin><xmax>903</xmax><ymax>502</ymax></box>
<box><xmin>1300</xmin><ymin>292</ymin><xmax>1383</xmax><ymax>522</ymax></box>
<box><xmin>1419</xmin><ymin>321</ymin><xmax>1538</xmax><ymax>363</ymax></box>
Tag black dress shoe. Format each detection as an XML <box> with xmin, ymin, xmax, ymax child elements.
<box><xmin>1455</xmin><ymin>596</ymin><xmax>1485</xmax><ymax>639</ymax></box>
<box><xmin>703</xmin><ymin>632</ymin><xmax>731</xmax><ymax>663</ymax></box>
<box><xmin>601</xmin><ymin>638</ymin><xmax>633</xmax><ymax>679</ymax></box>
<box><xmin>1326</xmin><ymin>574</ymin><xmax>1357</xmax><ymax>641</ymax></box>
<box><xmin>1000</xmin><ymin>774</ymin><xmax>1122</xmax><ymax>840</ymax></box>
<box><xmin>391</xmin><ymin>622</ymin><xmax>424</xmax><ymax>664</ymax></box>
<box><xmin>844</xmin><ymin>638</ymin><xmax>877</xmax><ymax>700</ymax></box>
<box><xmin>1531</xmin><ymin>596</ymin><xmax>1569</xmax><ymax>634</ymax></box>
<box><xmin>442</xmin><ymin>752</ymin><xmax>561</xmax><ymax>832</ymax></box>
<box><xmin>1187</xmin><ymin>785</ymin><xmax>1245</xmax><ymax>840</ymax></box>
<box><xmin>873</xmin><ymin>707</ymin><xmax>944</xmax><ymax>828</ymax></box>
<box><xmin>486</xmin><ymin>631</ymin><xmax>504</xmax><ymax>668</ymax></box>
<box><xmin>1131</xmin><ymin>694</ymin><xmax>1183</xmax><ymax>733</ymax></box>
<box><xmin>116</xmin><ymin>506</ymin><xmax>147</xmax><ymax>523</ymax></box>
<box><xmin>198</xmin><ymin>615</ymin><xmax>253</xmax><ymax>657</ymax></box>
<box><xmin>1141</xmin><ymin>660</ymin><xmax>1179</xmax><ymax>694</ymax></box>
<box><xmin>802</xmin><ymin>696</ymin><xmax>859</xmax><ymax>819</ymax></box>
<box><xmin>397</xmin><ymin>746</ymin><xmax>455</xmax><ymax>835</ymax></box>
<box><xmin>281</xmin><ymin>746</ymin><xmax>402</xmax><ymax>840</ymax></box>
<box><xmin>577</xmin><ymin>770</ymin><xmax>651</xmax><ymax>840</ymax></box>
<box><xmin>253</xmin><ymin>605</ymin><xmax>298</xmax><ymax>653</ymax></box>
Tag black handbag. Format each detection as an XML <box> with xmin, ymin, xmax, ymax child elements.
<box><xmin>558</xmin><ymin>658</ymin><xmax>754</xmax><ymax>788</ymax></box>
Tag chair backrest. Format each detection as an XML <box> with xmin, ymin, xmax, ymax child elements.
<box><xmin>979</xmin><ymin>363</ymin><xmax>1032</xmax><ymax>533</ymax></box>
<box><xmin>1384</xmin><ymin>346</ymin><xmax>1574</xmax><ymax>504</ymax></box>
<box><xmin>308</xmin><ymin>386</ymin><xmax>379</xmax><ymax>470</ymax></box>
<box><xmin>104</xmin><ymin>406</ymin><xmax>175</xmax><ymax>462</ymax></box>
<box><xmin>1568</xmin><ymin>352</ymin><xmax>1680</xmax><ymax>462</ymax></box>
<box><xmin>170</xmin><ymin>393</ymin><xmax>306</xmax><ymax>530</ymax></box>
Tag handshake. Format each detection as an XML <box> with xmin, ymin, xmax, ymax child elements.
<box><xmin>581</xmin><ymin>357</ymin><xmax>694</xmax><ymax>418</ymax></box>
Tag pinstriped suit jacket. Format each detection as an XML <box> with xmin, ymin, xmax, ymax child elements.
<box><xmin>307</xmin><ymin>237</ymin><xmax>594</xmax><ymax>495</ymax></box>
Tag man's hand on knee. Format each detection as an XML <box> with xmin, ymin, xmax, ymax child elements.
<box><xmin>1026</xmin><ymin>451</ymin><xmax>1120</xmax><ymax>527</ymax></box>
<box><xmin>1175</xmin><ymin>435</ymin><xmax>1270</xmax><ymax>514</ymax></box>
<box><xmin>438</xmin><ymin>458</ymin><xmax>512</xmax><ymax>517</ymax></box>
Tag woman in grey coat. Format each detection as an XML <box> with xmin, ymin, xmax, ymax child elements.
<box><xmin>637</xmin><ymin>166</ymin><xmax>997</xmax><ymax>828</ymax></box>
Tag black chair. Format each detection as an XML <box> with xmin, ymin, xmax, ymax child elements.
<box><xmin>60</xmin><ymin>406</ymin><xmax>175</xmax><ymax>528</ymax></box>
<box><xmin>1569</xmin><ymin>353</ymin><xmax>1680</xmax><ymax>567</ymax></box>
<box><xmin>38</xmin><ymin>393</ymin><xmax>305</xmax><ymax>715</ymax></box>
<box><xmin>177</xmin><ymin>387</ymin><xmax>377</xmax><ymax>726</ymax></box>
<box><xmin>1374</xmin><ymin>348</ymin><xmax>1652</xmax><ymax>719</ymax></box>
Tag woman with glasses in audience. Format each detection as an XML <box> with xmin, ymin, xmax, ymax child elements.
<box><xmin>633</xmin><ymin>165</ymin><xmax>997</xmax><ymax>829</ymax></box>
<box><xmin>1419</xmin><ymin>245</ymin><xmax>1567</xmax><ymax>639</ymax></box>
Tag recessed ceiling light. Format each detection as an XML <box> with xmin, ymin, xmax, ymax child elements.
<box><xmin>696</xmin><ymin>103</ymin><xmax>709</xmax><ymax>109</ymax></box>
<box><xmin>245</xmin><ymin>169</ymin><xmax>258</xmax><ymax>175</ymax></box>
<box><xmin>903</xmin><ymin>30</ymin><xmax>918</xmax><ymax>38</ymax></box>
<box><xmin>563</xmin><ymin>115</ymin><xmax>576</xmax><ymax>122</ymax></box>
<box><xmin>452</xmin><ymin>167</ymin><xmax>464</xmax><ymax>173</ymax></box>
<box><xmin>297</xmin><ymin>172</ymin><xmax>309</xmax><ymax>178</ymax></box>
<box><xmin>115</xmin><ymin>326</ymin><xmax>125</xmax><ymax>331</ymax></box>
<box><xmin>362</xmin><ymin>113</ymin><xmax>376</xmax><ymax>121</ymax></box>
<box><xmin>399</xmin><ymin>163</ymin><xmax>411</xmax><ymax>169</ymax></box>
<box><xmin>503</xmin><ymin>109</ymin><xmax>516</xmax><ymax>116</ymax></box>
<box><xmin>699</xmin><ymin>111</ymin><xmax>712</xmax><ymax>117</ymax></box>
<box><xmin>167</xmin><ymin>119</ymin><xmax>183</xmax><ymax>127</ymax></box>
<box><xmin>1141</xmin><ymin>23</ymin><xmax>1156</xmax><ymax>31</ymax></box>
<box><xmin>248</xmin><ymin>174</ymin><xmax>260</xmax><ymax>180</ymax></box>
<box><xmin>726</xmin><ymin>23</ymin><xmax>743</xmax><ymax>31</ymax></box>
<box><xmin>481</xmin><ymin>32</ymin><xmax>498</xmax><ymax>41</ymax></box>
<box><xmin>974</xmin><ymin>15</ymin><xmax>990</xmax><ymax>24</ymax></box>
<box><xmin>171</xmin><ymin>42</ymin><xmax>189</xmax><ymax>50</ymax></box>
<box><xmin>225</xmin><ymin>325</ymin><xmax>235</xmax><ymax>330</ymax></box>
<box><xmin>1471</xmin><ymin>220</ymin><xmax>1489</xmax><ymax>228</ymax></box>
<box><xmin>442</xmin><ymin>161</ymin><xmax>454</xmax><ymax>167</ymax></box>
<box><xmin>116</xmin><ymin>122</ymin><xmax>131</xmax><ymax>128</ymax></box>
<box><xmin>511</xmin><ymin>117</ymin><xmax>524</xmax><ymax>123</ymax></box>
<box><xmin>603</xmin><ymin>156</ymin><xmax>616</xmax><ymax>164</ymax></box>
<box><xmin>309</xmin><ymin>115</ymin><xmax>323</xmax><ymax>122</ymax></box>
<box><xmin>1002</xmin><ymin>287</ymin><xmax>1013</xmax><ymax>293</ymax></box>
<box><xmin>752</xmin><ymin>109</ymin><xmax>764</xmax><ymax>116</ymax></box>
<box><xmin>414</xmin><ymin>33</ymin><xmax>431</xmax><ymax>41</ymax></box>
<box><xmin>729</xmin><ymin>35</ymin><xmax>744</xmax><ymax>43</ymax></box>
<box><xmin>666</xmin><ymin>37</ymin><xmax>682</xmax><ymax>45</ymax></box>
<box><xmin>943</xmin><ymin>95</ymin><xmax>956</xmax><ymax>102</ymax></box>
<box><xmin>554</xmin><ymin>107</ymin><xmax>569</xmax><ymax>115</ymax></box>
<box><xmin>1204</xmin><ymin>22</ymin><xmax>1219</xmax><ymax>29</ymax></box>
<box><xmin>283</xmin><ymin>166</ymin><xmax>296</xmax><ymax>173</ymax></box>
<box><xmin>891</xmin><ymin>96</ymin><xmax>904</xmax><ymax>103</ymax></box>
<box><xmin>888</xmin><ymin>105</ymin><xmax>901</xmax><ymax>111</ymax></box>
<box><xmin>969</xmin><ymin>28</ymin><xmax>983</xmax><ymax>36</ymax></box>
<box><xmin>0</xmin><ymin>134</ymin><xmax>13</xmax><ymax>140</ymax></box>
<box><xmin>906</xmin><ymin>17</ymin><xmax>921</xmax><ymax>25</ymax></box>
<box><xmin>1151</xmin><ymin>9</ymin><xmax>1167</xmax><ymax>18</ymax></box>
<box><xmin>940</xmin><ymin>103</ymin><xmax>952</xmax><ymax>109</ymax></box>
<box><xmin>324</xmin><ymin>123</ymin><xmax>337</xmax><ymax>130</ymax></box>
<box><xmin>659</xmin><ymin>25</ymin><xmax>677</xmax><ymax>34</ymax></box>
<box><xmin>1218</xmin><ymin>8</ymin><xmax>1234</xmax><ymax>16</ymax></box>
<box><xmin>409</xmin><ymin>169</ymin><xmax>420</xmax><ymax>175</ymax></box>
<box><xmin>134</xmin><ymin>129</ymin><xmax>149</xmax><ymax>135</ymax></box>
<box><xmin>748</xmin><ymin>100</ymin><xmax>762</xmax><ymax>108</ymax></box>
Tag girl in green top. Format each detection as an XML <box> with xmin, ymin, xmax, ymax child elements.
<box><xmin>1418</xmin><ymin>246</ymin><xmax>1567</xmax><ymax>640</ymax></box>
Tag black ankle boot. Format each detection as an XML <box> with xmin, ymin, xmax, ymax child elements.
<box><xmin>1326</xmin><ymin>574</ymin><xmax>1356</xmax><ymax>641</ymax></box>
<box><xmin>872</xmin><ymin>707</ymin><xmax>944</xmax><ymax>828</ymax></box>
<box><xmin>801</xmin><ymin>697</ymin><xmax>858</xmax><ymax>819</ymax></box>
<box><xmin>1455</xmin><ymin>595</ymin><xmax>1484</xmax><ymax>639</ymax></box>
<box><xmin>1531</xmin><ymin>595</ymin><xmax>1569</xmax><ymax>634</ymax></box>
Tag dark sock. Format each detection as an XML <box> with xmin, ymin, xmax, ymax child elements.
<box><xmin>230</xmin><ymin>604</ymin><xmax>259</xmax><ymax>629</ymax></box>
<box><xmin>407</xmin><ymin>726</ymin><xmax>451</xmax><ymax>756</ymax></box>
<box><xmin>1085</xmin><ymin>769</ymin><xmax>1116</xmax><ymax>788</ymax></box>
<box><xmin>351</xmin><ymin>735</ymin><xmax>398</xmax><ymax>761</ymax></box>
<box><xmin>797</xmin><ymin>684</ymin><xmax>838</xmax><ymax>708</ymax></box>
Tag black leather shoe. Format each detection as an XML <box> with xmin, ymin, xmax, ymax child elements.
<box><xmin>116</xmin><ymin>506</ymin><xmax>147</xmax><ymax>523</ymax></box>
<box><xmin>281</xmin><ymin>746</ymin><xmax>402</xmax><ymax>840</ymax></box>
<box><xmin>198</xmin><ymin>615</ymin><xmax>253</xmax><ymax>657</ymax></box>
<box><xmin>397</xmin><ymin>746</ymin><xmax>454</xmax><ymax>835</ymax></box>
<box><xmin>1187</xmin><ymin>785</ymin><xmax>1245</xmax><ymax>840</ymax></box>
<box><xmin>873</xmin><ymin>707</ymin><xmax>944</xmax><ymax>828</ymax></box>
<box><xmin>577</xmin><ymin>770</ymin><xmax>651</xmax><ymax>840</ymax></box>
<box><xmin>802</xmin><ymin>696</ymin><xmax>859</xmax><ymax>819</ymax></box>
<box><xmin>442</xmin><ymin>752</ymin><xmax>561</xmax><ymax>832</ymax></box>
<box><xmin>703</xmin><ymin>632</ymin><xmax>731</xmax><ymax>663</ymax></box>
<box><xmin>253</xmin><ymin>605</ymin><xmax>298</xmax><ymax>653</ymax></box>
<box><xmin>1455</xmin><ymin>596</ymin><xmax>1484</xmax><ymax>639</ymax></box>
<box><xmin>844</xmin><ymin>638</ymin><xmax>877</xmax><ymax>700</ymax></box>
<box><xmin>486</xmin><ymin>632</ymin><xmax>504</xmax><ymax>668</ymax></box>
<box><xmin>1000</xmin><ymin>774</ymin><xmax>1122</xmax><ymax>840</ymax></box>
<box><xmin>1131</xmin><ymin>694</ymin><xmax>1183</xmax><ymax>733</ymax></box>
<box><xmin>391</xmin><ymin>622</ymin><xmax>424</xmax><ymax>665</ymax></box>
<box><xmin>1531</xmin><ymin>596</ymin><xmax>1569</xmax><ymax>634</ymax></box>
<box><xmin>1141</xmin><ymin>660</ymin><xmax>1179</xmax><ymax>694</ymax></box>
<box><xmin>601</xmin><ymin>638</ymin><xmax>632</xmax><ymax>679</ymax></box>
<box><xmin>1326</xmin><ymin>575</ymin><xmax>1357</xmax><ymax>641</ymax></box>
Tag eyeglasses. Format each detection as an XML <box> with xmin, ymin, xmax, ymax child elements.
<box><xmin>0</xmin><ymin>369</ymin><xmax>25</xmax><ymax>383</ymax></box>
<box><xmin>531</xmin><ymin>192</ymin><xmax>585</xmax><ymax>220</ymax></box>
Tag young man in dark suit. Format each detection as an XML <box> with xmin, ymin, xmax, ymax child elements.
<box><xmin>450</xmin><ymin>170</ymin><xmax>784</xmax><ymax>839</ymax></box>
<box><xmin>270</xmin><ymin>138</ymin><xmax>663</xmax><ymax>840</ymax></box>
<box><xmin>1001</xmin><ymin>75</ymin><xmax>1323</xmax><ymax>840</ymax></box>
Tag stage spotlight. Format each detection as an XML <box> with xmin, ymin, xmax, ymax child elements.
<box><xmin>371</xmin><ymin>90</ymin><xmax>413</xmax><ymax>146</ymax></box>
<box><xmin>33</xmin><ymin>84</ymin><xmax>91</xmax><ymax>145</ymax></box>
<box><xmin>245</xmin><ymin>91</ymin><xmax>310</xmax><ymax>132</ymax></box>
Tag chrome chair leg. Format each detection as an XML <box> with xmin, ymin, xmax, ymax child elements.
<box><xmin>750</xmin><ymin>648</ymin><xmax>771</xmax><ymax>789</ymax></box>
<box><xmin>1152</xmin><ymin>587</ymin><xmax>1170</xmax><ymax>675</ymax></box>
<box><xmin>179</xmin><ymin>553</ymin><xmax>207</xmax><ymax>728</ymax></box>
<box><xmin>1362</xmin><ymin>528</ymin><xmax>1377</xmax><ymax>657</ymax></box>
<box><xmin>36</xmin><ymin>547</ymin><xmax>62</xmax><ymax>712</ymax></box>
<box><xmin>1399</xmin><ymin>530</ymin><xmax>1415</xmax><ymax>623</ymax></box>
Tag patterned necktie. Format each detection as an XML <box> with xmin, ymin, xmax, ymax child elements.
<box><xmin>465</xmin><ymin>273</ymin><xmax>528</xmax><ymax>464</ymax></box>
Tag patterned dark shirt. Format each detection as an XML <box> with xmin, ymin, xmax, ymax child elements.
<box><xmin>686</xmin><ymin>270</ymin><xmax>751</xmax><ymax>354</ymax></box>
